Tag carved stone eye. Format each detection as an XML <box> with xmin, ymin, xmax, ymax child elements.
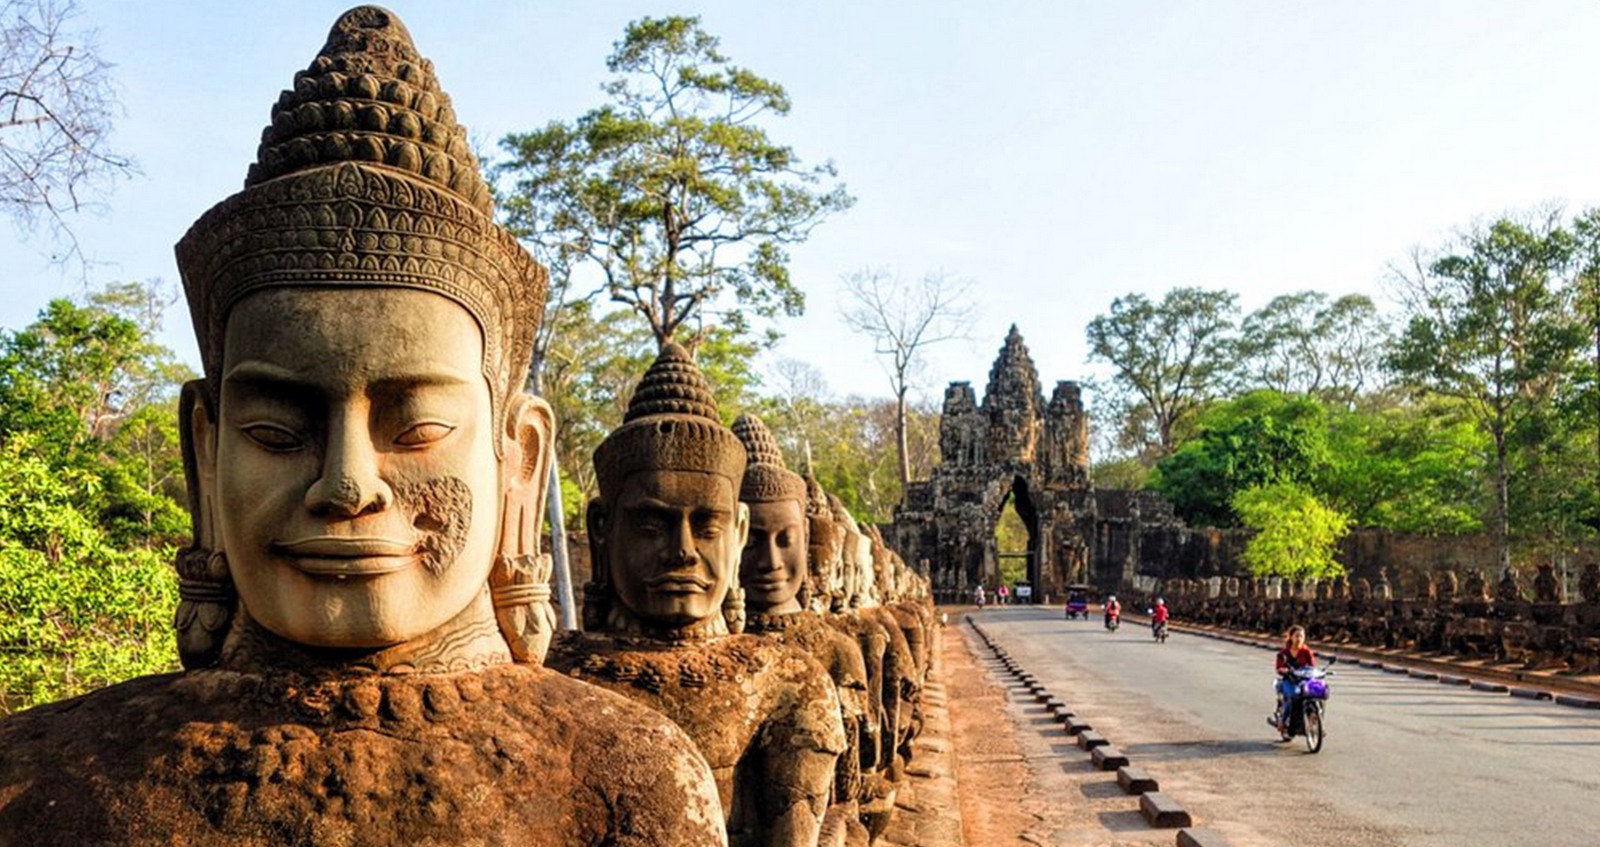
<box><xmin>242</xmin><ymin>424</ymin><xmax>303</xmax><ymax>451</ymax></box>
<box><xmin>394</xmin><ymin>422</ymin><xmax>455</xmax><ymax>447</ymax></box>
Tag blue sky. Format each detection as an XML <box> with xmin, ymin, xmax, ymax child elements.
<box><xmin>7</xmin><ymin>1</ymin><xmax>1600</xmax><ymax>405</ymax></box>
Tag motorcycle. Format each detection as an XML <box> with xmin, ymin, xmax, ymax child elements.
<box><xmin>1103</xmin><ymin>611</ymin><xmax>1120</xmax><ymax>632</ymax></box>
<box><xmin>1270</xmin><ymin>658</ymin><xmax>1335</xmax><ymax>753</ymax></box>
<box><xmin>1151</xmin><ymin>619</ymin><xmax>1168</xmax><ymax>643</ymax></box>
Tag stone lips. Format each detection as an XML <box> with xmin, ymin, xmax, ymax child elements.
<box><xmin>595</xmin><ymin>343</ymin><xmax>747</xmax><ymax>498</ymax></box>
<box><xmin>732</xmin><ymin>414</ymin><xmax>806</xmax><ymax>504</ymax></box>
<box><xmin>175</xmin><ymin>5</ymin><xmax>544</xmax><ymax>417</ymax></box>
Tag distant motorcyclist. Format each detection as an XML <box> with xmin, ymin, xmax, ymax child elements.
<box><xmin>1274</xmin><ymin>625</ymin><xmax>1315</xmax><ymax>739</ymax></box>
<box><xmin>1151</xmin><ymin>598</ymin><xmax>1169</xmax><ymax>637</ymax></box>
<box><xmin>974</xmin><ymin>585</ymin><xmax>986</xmax><ymax>610</ymax></box>
<box><xmin>1103</xmin><ymin>595</ymin><xmax>1121</xmax><ymax>630</ymax></box>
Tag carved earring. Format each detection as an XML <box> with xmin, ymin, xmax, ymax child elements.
<box><xmin>489</xmin><ymin>493</ymin><xmax>557</xmax><ymax>663</ymax></box>
<box><xmin>490</xmin><ymin>552</ymin><xmax>555</xmax><ymax>663</ymax></box>
<box><xmin>173</xmin><ymin>546</ymin><xmax>235</xmax><ymax>669</ymax></box>
<box><xmin>722</xmin><ymin>583</ymin><xmax>746</xmax><ymax>634</ymax></box>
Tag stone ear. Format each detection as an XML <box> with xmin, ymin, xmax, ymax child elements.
<box><xmin>490</xmin><ymin>393</ymin><xmax>558</xmax><ymax>661</ymax></box>
<box><xmin>175</xmin><ymin>380</ymin><xmax>235</xmax><ymax>670</ymax></box>
<box><xmin>502</xmin><ymin>393</ymin><xmax>555</xmax><ymax>552</ymax></box>
<box><xmin>733</xmin><ymin>501</ymin><xmax>751</xmax><ymax>555</ymax></box>
<box><xmin>582</xmin><ymin>498</ymin><xmax>611</xmax><ymax>631</ymax></box>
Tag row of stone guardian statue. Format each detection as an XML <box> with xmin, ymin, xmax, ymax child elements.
<box><xmin>1146</xmin><ymin>564</ymin><xmax>1600</xmax><ymax>675</ymax></box>
<box><xmin>0</xmin><ymin>7</ymin><xmax>934</xmax><ymax>846</ymax></box>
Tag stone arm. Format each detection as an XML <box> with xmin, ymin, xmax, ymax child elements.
<box><xmin>578</xmin><ymin>719</ymin><xmax>730</xmax><ymax>847</ymax></box>
<box><xmin>745</xmin><ymin>678</ymin><xmax>846</xmax><ymax>847</ymax></box>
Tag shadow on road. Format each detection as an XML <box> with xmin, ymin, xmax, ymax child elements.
<box><xmin>1122</xmin><ymin>738</ymin><xmax>1282</xmax><ymax>761</ymax></box>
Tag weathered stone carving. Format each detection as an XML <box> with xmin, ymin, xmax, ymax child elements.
<box><xmin>734</xmin><ymin>414</ymin><xmax>875</xmax><ymax>846</ymax></box>
<box><xmin>893</xmin><ymin>327</ymin><xmax>1095</xmax><ymax>601</ymax></box>
<box><xmin>0</xmin><ymin>8</ymin><xmax>728</xmax><ymax>845</ymax></box>
<box><xmin>546</xmin><ymin>346</ymin><xmax>844</xmax><ymax>847</ymax></box>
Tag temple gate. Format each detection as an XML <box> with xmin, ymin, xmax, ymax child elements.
<box><xmin>893</xmin><ymin>326</ymin><xmax>1096</xmax><ymax>603</ymax></box>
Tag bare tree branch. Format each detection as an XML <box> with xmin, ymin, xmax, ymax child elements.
<box><xmin>841</xmin><ymin>267</ymin><xmax>976</xmax><ymax>488</ymax></box>
<box><xmin>1</xmin><ymin>0</ymin><xmax>136</xmax><ymax>266</ymax></box>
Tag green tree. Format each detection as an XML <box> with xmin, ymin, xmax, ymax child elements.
<box><xmin>1237</xmin><ymin>291</ymin><xmax>1387</xmax><ymax>405</ymax></box>
<box><xmin>1232</xmin><ymin>482</ymin><xmax>1350</xmax><ymax>580</ymax></box>
<box><xmin>1149</xmin><ymin>390</ymin><xmax>1330</xmax><ymax>527</ymax></box>
<box><xmin>1086</xmin><ymin>287</ymin><xmax>1239</xmax><ymax>457</ymax></box>
<box><xmin>0</xmin><ymin>432</ymin><xmax>178</xmax><ymax>712</ymax></box>
<box><xmin>0</xmin><ymin>283</ymin><xmax>192</xmax><ymax>547</ymax></box>
<box><xmin>1321</xmin><ymin>398</ymin><xmax>1487</xmax><ymax>534</ymax></box>
<box><xmin>1388</xmin><ymin>214</ymin><xmax>1585</xmax><ymax>569</ymax></box>
<box><xmin>496</xmin><ymin>15</ymin><xmax>852</xmax><ymax>349</ymax></box>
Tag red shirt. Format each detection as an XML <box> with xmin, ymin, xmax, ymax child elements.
<box><xmin>1276</xmin><ymin>645</ymin><xmax>1315</xmax><ymax>675</ymax></box>
<box><xmin>1152</xmin><ymin>606</ymin><xmax>1169</xmax><ymax>624</ymax></box>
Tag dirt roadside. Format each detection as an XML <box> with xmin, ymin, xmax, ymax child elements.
<box><xmin>944</xmin><ymin>622</ymin><xmax>1172</xmax><ymax>847</ymax></box>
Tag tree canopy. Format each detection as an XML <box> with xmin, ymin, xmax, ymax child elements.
<box><xmin>496</xmin><ymin>15</ymin><xmax>852</xmax><ymax>350</ymax></box>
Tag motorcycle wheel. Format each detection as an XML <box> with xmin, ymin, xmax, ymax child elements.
<box><xmin>1302</xmin><ymin>702</ymin><xmax>1324</xmax><ymax>754</ymax></box>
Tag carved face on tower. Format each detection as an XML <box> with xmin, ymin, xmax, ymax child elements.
<box><xmin>174</xmin><ymin>6</ymin><xmax>553</xmax><ymax>664</ymax></box>
<box><xmin>732</xmin><ymin>415</ymin><xmax>809</xmax><ymax>616</ymax></box>
<box><xmin>589</xmin><ymin>343</ymin><xmax>749</xmax><ymax>634</ymax></box>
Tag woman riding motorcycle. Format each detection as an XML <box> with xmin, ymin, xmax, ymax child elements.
<box><xmin>1274</xmin><ymin>625</ymin><xmax>1315</xmax><ymax>739</ymax></box>
<box><xmin>1103</xmin><ymin>595</ymin><xmax>1121</xmax><ymax>630</ymax></box>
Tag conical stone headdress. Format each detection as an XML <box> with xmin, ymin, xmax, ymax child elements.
<box><xmin>732</xmin><ymin>414</ymin><xmax>806</xmax><ymax>504</ymax></box>
<box><xmin>175</xmin><ymin>5</ymin><xmax>544</xmax><ymax>414</ymax></box>
<box><xmin>593</xmin><ymin>342</ymin><xmax>747</xmax><ymax>498</ymax></box>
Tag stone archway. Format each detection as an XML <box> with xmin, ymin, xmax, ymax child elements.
<box><xmin>989</xmin><ymin>475</ymin><xmax>1041</xmax><ymax>602</ymax></box>
<box><xmin>892</xmin><ymin>326</ymin><xmax>1096</xmax><ymax>604</ymax></box>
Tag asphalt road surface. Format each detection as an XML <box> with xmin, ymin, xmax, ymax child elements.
<box><xmin>968</xmin><ymin>606</ymin><xmax>1600</xmax><ymax>847</ymax></box>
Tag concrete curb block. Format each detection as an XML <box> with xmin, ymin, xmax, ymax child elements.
<box><xmin>1407</xmin><ymin>670</ymin><xmax>1439</xmax><ymax>681</ymax></box>
<box><xmin>1472</xmin><ymin>680</ymin><xmax>1510</xmax><ymax>693</ymax></box>
<box><xmin>1063</xmin><ymin>716</ymin><xmax>1091</xmax><ymax>735</ymax></box>
<box><xmin>1509</xmin><ymin>687</ymin><xmax>1552</xmax><ymax>701</ymax></box>
<box><xmin>1076</xmin><ymin>729</ymin><xmax>1108</xmax><ymax>750</ymax></box>
<box><xmin>1091</xmin><ymin>744</ymin><xmax>1129</xmax><ymax>770</ymax></box>
<box><xmin>1382</xmin><ymin>665</ymin><xmax>1408</xmax><ymax>674</ymax></box>
<box><xmin>1555</xmin><ymin>694</ymin><xmax>1600</xmax><ymax>709</ymax></box>
<box><xmin>1438</xmin><ymin>674</ymin><xmax>1470</xmax><ymax>686</ymax></box>
<box><xmin>1116</xmin><ymin>765</ymin><xmax>1159</xmax><ymax>794</ymax></box>
<box><xmin>1139</xmin><ymin>792</ymin><xmax>1193</xmax><ymax>828</ymax></box>
<box><xmin>1177</xmin><ymin>827</ymin><xmax>1232</xmax><ymax>847</ymax></box>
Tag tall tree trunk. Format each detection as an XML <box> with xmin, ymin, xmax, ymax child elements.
<box><xmin>895</xmin><ymin>385</ymin><xmax>910</xmax><ymax>490</ymax></box>
<box><xmin>1494</xmin><ymin>432</ymin><xmax>1512</xmax><ymax>572</ymax></box>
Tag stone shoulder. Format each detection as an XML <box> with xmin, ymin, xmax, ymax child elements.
<box><xmin>0</xmin><ymin>665</ymin><xmax>727</xmax><ymax>847</ymax></box>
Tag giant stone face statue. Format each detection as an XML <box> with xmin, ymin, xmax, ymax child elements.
<box><xmin>0</xmin><ymin>8</ymin><xmax>727</xmax><ymax>845</ymax></box>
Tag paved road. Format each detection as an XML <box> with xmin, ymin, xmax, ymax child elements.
<box><xmin>967</xmin><ymin>606</ymin><xmax>1600</xmax><ymax>847</ymax></box>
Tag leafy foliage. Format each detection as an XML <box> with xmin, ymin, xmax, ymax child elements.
<box><xmin>0</xmin><ymin>282</ymin><xmax>188</xmax><ymax>711</ymax></box>
<box><xmin>1149</xmin><ymin>391</ymin><xmax>1330</xmax><ymax>527</ymax></box>
<box><xmin>496</xmin><ymin>15</ymin><xmax>851</xmax><ymax>349</ymax></box>
<box><xmin>0</xmin><ymin>432</ymin><xmax>178</xmax><ymax>712</ymax></box>
<box><xmin>1086</xmin><ymin>287</ymin><xmax>1239</xmax><ymax>456</ymax></box>
<box><xmin>1236</xmin><ymin>291</ymin><xmax>1388</xmax><ymax>404</ymax></box>
<box><xmin>1232</xmin><ymin>482</ymin><xmax>1350</xmax><ymax>580</ymax></box>
<box><xmin>1388</xmin><ymin>213</ymin><xmax>1586</xmax><ymax>568</ymax></box>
